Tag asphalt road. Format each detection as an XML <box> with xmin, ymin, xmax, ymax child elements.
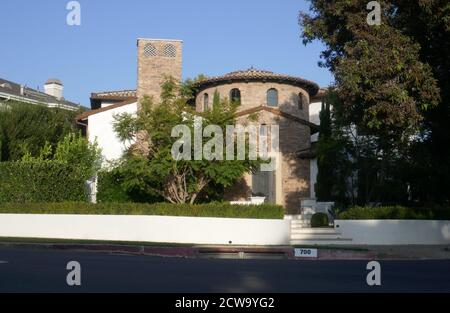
<box><xmin>0</xmin><ymin>247</ymin><xmax>449</xmax><ymax>293</ymax></box>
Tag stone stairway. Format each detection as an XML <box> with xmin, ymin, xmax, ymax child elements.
<box><xmin>289</xmin><ymin>218</ymin><xmax>353</xmax><ymax>245</ymax></box>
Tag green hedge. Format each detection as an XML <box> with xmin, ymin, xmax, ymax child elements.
<box><xmin>96</xmin><ymin>171</ymin><xmax>130</xmax><ymax>203</ymax></box>
<box><xmin>338</xmin><ymin>205</ymin><xmax>450</xmax><ymax>220</ymax></box>
<box><xmin>0</xmin><ymin>202</ymin><xmax>285</xmax><ymax>219</ymax></box>
<box><xmin>311</xmin><ymin>213</ymin><xmax>329</xmax><ymax>227</ymax></box>
<box><xmin>0</xmin><ymin>161</ymin><xmax>87</xmax><ymax>203</ymax></box>
<box><xmin>96</xmin><ymin>170</ymin><xmax>162</xmax><ymax>203</ymax></box>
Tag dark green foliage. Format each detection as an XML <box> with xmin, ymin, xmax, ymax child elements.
<box><xmin>0</xmin><ymin>103</ymin><xmax>101</xmax><ymax>204</ymax></box>
<box><xmin>213</xmin><ymin>89</ymin><xmax>221</xmax><ymax>107</ymax></box>
<box><xmin>315</xmin><ymin>96</ymin><xmax>351</xmax><ymax>202</ymax></box>
<box><xmin>53</xmin><ymin>133</ymin><xmax>102</xmax><ymax>180</ymax></box>
<box><xmin>315</xmin><ymin>99</ymin><xmax>333</xmax><ymax>201</ymax></box>
<box><xmin>300</xmin><ymin>0</ymin><xmax>448</xmax><ymax>205</ymax></box>
<box><xmin>338</xmin><ymin>205</ymin><xmax>450</xmax><ymax>220</ymax></box>
<box><xmin>96</xmin><ymin>167</ymin><xmax>163</xmax><ymax>203</ymax></box>
<box><xmin>393</xmin><ymin>1</ymin><xmax>450</xmax><ymax>204</ymax></box>
<box><xmin>96</xmin><ymin>171</ymin><xmax>130</xmax><ymax>203</ymax></box>
<box><xmin>310</xmin><ymin>213</ymin><xmax>329</xmax><ymax>227</ymax></box>
<box><xmin>96</xmin><ymin>166</ymin><xmax>224</xmax><ymax>204</ymax></box>
<box><xmin>21</xmin><ymin>132</ymin><xmax>102</xmax><ymax>181</ymax></box>
<box><xmin>113</xmin><ymin>77</ymin><xmax>260</xmax><ymax>204</ymax></box>
<box><xmin>180</xmin><ymin>74</ymin><xmax>208</xmax><ymax>106</ymax></box>
<box><xmin>0</xmin><ymin>101</ymin><xmax>79</xmax><ymax>161</ymax></box>
<box><xmin>315</xmin><ymin>93</ymin><xmax>354</xmax><ymax>204</ymax></box>
<box><xmin>0</xmin><ymin>202</ymin><xmax>285</xmax><ymax>219</ymax></box>
<box><xmin>0</xmin><ymin>161</ymin><xmax>87</xmax><ymax>203</ymax></box>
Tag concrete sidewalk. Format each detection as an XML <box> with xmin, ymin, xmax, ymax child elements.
<box><xmin>0</xmin><ymin>238</ymin><xmax>449</xmax><ymax>260</ymax></box>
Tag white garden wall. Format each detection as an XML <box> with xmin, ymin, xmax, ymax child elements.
<box><xmin>335</xmin><ymin>220</ymin><xmax>450</xmax><ymax>245</ymax></box>
<box><xmin>0</xmin><ymin>214</ymin><xmax>290</xmax><ymax>246</ymax></box>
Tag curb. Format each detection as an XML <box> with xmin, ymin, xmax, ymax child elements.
<box><xmin>0</xmin><ymin>242</ymin><xmax>199</xmax><ymax>258</ymax></box>
<box><xmin>0</xmin><ymin>242</ymin><xmax>381</xmax><ymax>260</ymax></box>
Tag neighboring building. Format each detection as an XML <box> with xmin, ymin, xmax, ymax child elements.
<box><xmin>77</xmin><ymin>38</ymin><xmax>326</xmax><ymax>212</ymax></box>
<box><xmin>0</xmin><ymin>77</ymin><xmax>82</xmax><ymax>111</ymax></box>
<box><xmin>76</xmin><ymin>91</ymin><xmax>138</xmax><ymax>163</ymax></box>
<box><xmin>305</xmin><ymin>88</ymin><xmax>327</xmax><ymax>200</ymax></box>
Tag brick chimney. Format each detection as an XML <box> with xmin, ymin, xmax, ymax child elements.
<box><xmin>137</xmin><ymin>38</ymin><xmax>183</xmax><ymax>102</ymax></box>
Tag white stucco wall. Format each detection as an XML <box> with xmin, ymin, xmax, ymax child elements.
<box><xmin>309</xmin><ymin>100</ymin><xmax>321</xmax><ymax>199</ymax></box>
<box><xmin>0</xmin><ymin>214</ymin><xmax>291</xmax><ymax>246</ymax></box>
<box><xmin>310</xmin><ymin>158</ymin><xmax>318</xmax><ymax>199</ymax></box>
<box><xmin>309</xmin><ymin>100</ymin><xmax>321</xmax><ymax>143</ymax></box>
<box><xmin>335</xmin><ymin>220</ymin><xmax>450</xmax><ymax>245</ymax></box>
<box><xmin>88</xmin><ymin>102</ymin><xmax>137</xmax><ymax>164</ymax></box>
<box><xmin>100</xmin><ymin>100</ymin><xmax>120</xmax><ymax>108</ymax></box>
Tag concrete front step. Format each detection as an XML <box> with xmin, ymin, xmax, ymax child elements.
<box><xmin>290</xmin><ymin>228</ymin><xmax>338</xmax><ymax>234</ymax></box>
<box><xmin>291</xmin><ymin>233</ymin><xmax>343</xmax><ymax>240</ymax></box>
<box><xmin>284</xmin><ymin>215</ymin><xmax>303</xmax><ymax>220</ymax></box>
<box><xmin>291</xmin><ymin>220</ymin><xmax>309</xmax><ymax>224</ymax></box>
<box><xmin>290</xmin><ymin>238</ymin><xmax>353</xmax><ymax>245</ymax></box>
<box><xmin>290</xmin><ymin>222</ymin><xmax>310</xmax><ymax>227</ymax></box>
<box><xmin>290</xmin><ymin>226</ymin><xmax>349</xmax><ymax>243</ymax></box>
<box><xmin>290</xmin><ymin>218</ymin><xmax>308</xmax><ymax>222</ymax></box>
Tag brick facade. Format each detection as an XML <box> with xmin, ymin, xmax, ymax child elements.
<box><xmin>196</xmin><ymin>81</ymin><xmax>313</xmax><ymax>213</ymax></box>
<box><xmin>137</xmin><ymin>39</ymin><xmax>183</xmax><ymax>102</ymax></box>
<box><xmin>195</xmin><ymin>82</ymin><xmax>310</xmax><ymax>121</ymax></box>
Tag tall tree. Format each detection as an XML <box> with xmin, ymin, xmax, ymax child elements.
<box><xmin>0</xmin><ymin>101</ymin><xmax>79</xmax><ymax>161</ymax></box>
<box><xmin>315</xmin><ymin>92</ymin><xmax>354</xmax><ymax>204</ymax></box>
<box><xmin>300</xmin><ymin>0</ymin><xmax>442</xmax><ymax>204</ymax></box>
<box><xmin>113</xmin><ymin>78</ymin><xmax>260</xmax><ymax>204</ymax></box>
<box><xmin>315</xmin><ymin>98</ymin><xmax>333</xmax><ymax>201</ymax></box>
<box><xmin>391</xmin><ymin>1</ymin><xmax>450</xmax><ymax>202</ymax></box>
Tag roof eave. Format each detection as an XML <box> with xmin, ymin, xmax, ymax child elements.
<box><xmin>76</xmin><ymin>98</ymin><xmax>138</xmax><ymax>121</ymax></box>
<box><xmin>194</xmin><ymin>77</ymin><xmax>319</xmax><ymax>96</ymax></box>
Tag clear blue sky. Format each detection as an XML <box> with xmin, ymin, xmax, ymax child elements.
<box><xmin>0</xmin><ymin>0</ymin><xmax>333</xmax><ymax>106</ymax></box>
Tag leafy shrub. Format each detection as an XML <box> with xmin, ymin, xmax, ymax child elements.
<box><xmin>338</xmin><ymin>206</ymin><xmax>450</xmax><ymax>220</ymax></box>
<box><xmin>0</xmin><ymin>101</ymin><xmax>78</xmax><ymax>162</ymax></box>
<box><xmin>0</xmin><ymin>161</ymin><xmax>87</xmax><ymax>203</ymax></box>
<box><xmin>96</xmin><ymin>170</ymin><xmax>130</xmax><ymax>203</ymax></box>
<box><xmin>113</xmin><ymin>81</ymin><xmax>261</xmax><ymax>205</ymax></box>
<box><xmin>53</xmin><ymin>133</ymin><xmax>102</xmax><ymax>180</ymax></box>
<box><xmin>0</xmin><ymin>202</ymin><xmax>284</xmax><ymax>219</ymax></box>
<box><xmin>96</xmin><ymin>168</ymin><xmax>163</xmax><ymax>203</ymax></box>
<box><xmin>22</xmin><ymin>132</ymin><xmax>102</xmax><ymax>181</ymax></box>
<box><xmin>311</xmin><ymin>213</ymin><xmax>329</xmax><ymax>227</ymax></box>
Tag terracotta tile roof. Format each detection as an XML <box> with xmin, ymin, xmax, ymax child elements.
<box><xmin>310</xmin><ymin>88</ymin><xmax>327</xmax><ymax>102</ymax></box>
<box><xmin>235</xmin><ymin>105</ymin><xmax>319</xmax><ymax>134</ymax></box>
<box><xmin>194</xmin><ymin>68</ymin><xmax>320</xmax><ymax>96</ymax></box>
<box><xmin>76</xmin><ymin>98</ymin><xmax>137</xmax><ymax>121</ymax></box>
<box><xmin>91</xmin><ymin>89</ymin><xmax>137</xmax><ymax>100</ymax></box>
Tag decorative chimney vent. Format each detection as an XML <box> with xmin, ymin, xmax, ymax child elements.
<box><xmin>44</xmin><ymin>78</ymin><xmax>63</xmax><ymax>100</ymax></box>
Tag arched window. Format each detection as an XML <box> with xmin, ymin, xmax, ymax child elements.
<box><xmin>267</xmin><ymin>88</ymin><xmax>278</xmax><ymax>107</ymax></box>
<box><xmin>143</xmin><ymin>43</ymin><xmax>157</xmax><ymax>57</ymax></box>
<box><xmin>230</xmin><ymin>88</ymin><xmax>241</xmax><ymax>105</ymax></box>
<box><xmin>260</xmin><ymin>123</ymin><xmax>268</xmax><ymax>137</ymax></box>
<box><xmin>203</xmin><ymin>93</ymin><xmax>209</xmax><ymax>111</ymax></box>
<box><xmin>259</xmin><ymin>124</ymin><xmax>269</xmax><ymax>158</ymax></box>
<box><xmin>164</xmin><ymin>44</ymin><xmax>176</xmax><ymax>57</ymax></box>
<box><xmin>298</xmin><ymin>93</ymin><xmax>304</xmax><ymax>110</ymax></box>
